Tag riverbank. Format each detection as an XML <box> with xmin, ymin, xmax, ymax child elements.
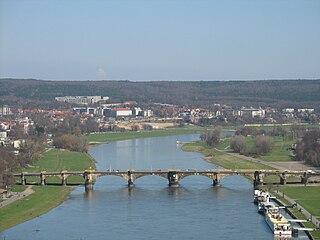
<box><xmin>87</xmin><ymin>128</ymin><xmax>203</xmax><ymax>143</ymax></box>
<box><xmin>0</xmin><ymin>149</ymin><xmax>95</xmax><ymax>232</ymax></box>
<box><xmin>182</xmin><ymin>140</ymin><xmax>320</xmax><ymax>239</ymax></box>
<box><xmin>1</xmin><ymin>130</ymin><xmax>202</xmax><ymax>231</ymax></box>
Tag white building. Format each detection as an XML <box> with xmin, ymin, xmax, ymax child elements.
<box><xmin>282</xmin><ymin>108</ymin><xmax>295</xmax><ymax>113</ymax></box>
<box><xmin>0</xmin><ymin>105</ymin><xmax>12</xmax><ymax>116</ymax></box>
<box><xmin>55</xmin><ymin>96</ymin><xmax>109</xmax><ymax>105</ymax></box>
<box><xmin>238</xmin><ymin>108</ymin><xmax>265</xmax><ymax>118</ymax></box>
<box><xmin>297</xmin><ymin>108</ymin><xmax>314</xmax><ymax>113</ymax></box>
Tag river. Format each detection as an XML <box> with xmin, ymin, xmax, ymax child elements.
<box><xmin>0</xmin><ymin>134</ymin><xmax>308</xmax><ymax>239</ymax></box>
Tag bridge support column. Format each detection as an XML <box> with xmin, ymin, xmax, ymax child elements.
<box><xmin>301</xmin><ymin>172</ymin><xmax>308</xmax><ymax>185</ymax></box>
<box><xmin>128</xmin><ymin>171</ymin><xmax>135</xmax><ymax>187</ymax></box>
<box><xmin>212</xmin><ymin>174</ymin><xmax>220</xmax><ymax>186</ymax></box>
<box><xmin>84</xmin><ymin>171</ymin><xmax>94</xmax><ymax>191</ymax></box>
<box><xmin>168</xmin><ymin>171</ymin><xmax>179</xmax><ymax>187</ymax></box>
<box><xmin>61</xmin><ymin>173</ymin><xmax>67</xmax><ymax>186</ymax></box>
<box><xmin>40</xmin><ymin>172</ymin><xmax>46</xmax><ymax>186</ymax></box>
<box><xmin>254</xmin><ymin>171</ymin><xmax>264</xmax><ymax>188</ymax></box>
<box><xmin>280</xmin><ymin>173</ymin><xmax>287</xmax><ymax>185</ymax></box>
<box><xmin>21</xmin><ymin>173</ymin><xmax>26</xmax><ymax>185</ymax></box>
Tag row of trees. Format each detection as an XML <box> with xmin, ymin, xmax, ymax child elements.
<box><xmin>230</xmin><ymin>135</ymin><xmax>274</xmax><ymax>156</ymax></box>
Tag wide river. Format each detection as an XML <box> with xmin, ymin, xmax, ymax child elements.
<box><xmin>1</xmin><ymin>134</ymin><xmax>308</xmax><ymax>239</ymax></box>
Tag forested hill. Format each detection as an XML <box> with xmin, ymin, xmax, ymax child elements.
<box><xmin>0</xmin><ymin>79</ymin><xmax>319</xmax><ymax>109</ymax></box>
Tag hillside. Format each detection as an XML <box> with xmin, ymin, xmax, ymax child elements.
<box><xmin>0</xmin><ymin>79</ymin><xmax>319</xmax><ymax>109</ymax></box>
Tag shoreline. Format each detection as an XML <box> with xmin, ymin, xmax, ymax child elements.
<box><xmin>0</xmin><ymin>130</ymin><xmax>201</xmax><ymax>232</ymax></box>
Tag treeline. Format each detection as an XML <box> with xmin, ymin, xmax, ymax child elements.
<box><xmin>201</xmin><ymin>125</ymin><xmax>320</xmax><ymax>167</ymax></box>
<box><xmin>1</xmin><ymin>79</ymin><xmax>320</xmax><ymax>109</ymax></box>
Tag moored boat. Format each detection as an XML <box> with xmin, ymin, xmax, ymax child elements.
<box><xmin>265</xmin><ymin>206</ymin><xmax>292</xmax><ymax>237</ymax></box>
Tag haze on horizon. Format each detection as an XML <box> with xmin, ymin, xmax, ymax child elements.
<box><xmin>0</xmin><ymin>0</ymin><xmax>320</xmax><ymax>81</ymax></box>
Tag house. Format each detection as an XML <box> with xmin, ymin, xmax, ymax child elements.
<box><xmin>237</xmin><ymin>108</ymin><xmax>266</xmax><ymax>118</ymax></box>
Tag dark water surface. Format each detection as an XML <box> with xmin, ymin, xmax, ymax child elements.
<box><xmin>1</xmin><ymin>134</ymin><xmax>308</xmax><ymax>239</ymax></box>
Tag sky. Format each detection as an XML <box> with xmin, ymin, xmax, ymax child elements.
<box><xmin>0</xmin><ymin>0</ymin><xmax>320</xmax><ymax>81</ymax></box>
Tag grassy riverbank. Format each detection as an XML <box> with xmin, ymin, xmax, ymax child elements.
<box><xmin>183</xmin><ymin>139</ymin><xmax>320</xmax><ymax>239</ymax></box>
<box><xmin>1</xmin><ymin>149</ymin><xmax>96</xmax><ymax>231</ymax></box>
<box><xmin>182</xmin><ymin>140</ymin><xmax>274</xmax><ymax>170</ymax></box>
<box><xmin>274</xmin><ymin>186</ymin><xmax>320</xmax><ymax>240</ymax></box>
<box><xmin>0</xmin><ymin>186</ymin><xmax>71</xmax><ymax>232</ymax></box>
<box><xmin>17</xmin><ymin>149</ymin><xmax>96</xmax><ymax>185</ymax></box>
<box><xmin>216</xmin><ymin>136</ymin><xmax>296</xmax><ymax>162</ymax></box>
<box><xmin>87</xmin><ymin>128</ymin><xmax>202</xmax><ymax>143</ymax></box>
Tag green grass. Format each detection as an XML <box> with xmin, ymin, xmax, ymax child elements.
<box><xmin>216</xmin><ymin>136</ymin><xmax>296</xmax><ymax>162</ymax></box>
<box><xmin>0</xmin><ymin>186</ymin><xmax>71</xmax><ymax>232</ymax></box>
<box><xmin>87</xmin><ymin>128</ymin><xmax>202</xmax><ymax>143</ymax></box>
<box><xmin>259</xmin><ymin>137</ymin><xmax>295</xmax><ymax>162</ymax></box>
<box><xmin>274</xmin><ymin>190</ymin><xmax>320</xmax><ymax>239</ymax></box>
<box><xmin>182</xmin><ymin>141</ymin><xmax>274</xmax><ymax>170</ymax></box>
<box><xmin>20</xmin><ymin>149</ymin><xmax>96</xmax><ymax>172</ymax></box>
<box><xmin>16</xmin><ymin>149</ymin><xmax>96</xmax><ymax>185</ymax></box>
<box><xmin>11</xmin><ymin>185</ymin><xmax>27</xmax><ymax>192</ymax></box>
<box><xmin>279</xmin><ymin>186</ymin><xmax>320</xmax><ymax>217</ymax></box>
<box><xmin>1</xmin><ymin>148</ymin><xmax>97</xmax><ymax>231</ymax></box>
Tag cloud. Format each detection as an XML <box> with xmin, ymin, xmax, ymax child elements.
<box><xmin>96</xmin><ymin>68</ymin><xmax>107</xmax><ymax>79</ymax></box>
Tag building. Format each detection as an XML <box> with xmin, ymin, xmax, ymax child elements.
<box><xmin>103</xmin><ymin>108</ymin><xmax>132</xmax><ymax>118</ymax></box>
<box><xmin>55</xmin><ymin>96</ymin><xmax>109</xmax><ymax>105</ymax></box>
<box><xmin>282</xmin><ymin>108</ymin><xmax>295</xmax><ymax>113</ymax></box>
<box><xmin>0</xmin><ymin>130</ymin><xmax>7</xmax><ymax>139</ymax></box>
<box><xmin>0</xmin><ymin>105</ymin><xmax>12</xmax><ymax>116</ymax></box>
<box><xmin>237</xmin><ymin>108</ymin><xmax>266</xmax><ymax>118</ymax></box>
<box><xmin>297</xmin><ymin>108</ymin><xmax>314</xmax><ymax>113</ymax></box>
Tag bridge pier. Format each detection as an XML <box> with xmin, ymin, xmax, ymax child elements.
<box><xmin>301</xmin><ymin>172</ymin><xmax>308</xmax><ymax>185</ymax></box>
<box><xmin>21</xmin><ymin>173</ymin><xmax>26</xmax><ymax>185</ymax></box>
<box><xmin>61</xmin><ymin>173</ymin><xmax>67</xmax><ymax>186</ymax></box>
<box><xmin>84</xmin><ymin>171</ymin><xmax>94</xmax><ymax>191</ymax></box>
<box><xmin>168</xmin><ymin>171</ymin><xmax>179</xmax><ymax>187</ymax></box>
<box><xmin>128</xmin><ymin>171</ymin><xmax>135</xmax><ymax>187</ymax></box>
<box><xmin>212</xmin><ymin>174</ymin><xmax>220</xmax><ymax>186</ymax></box>
<box><xmin>40</xmin><ymin>172</ymin><xmax>46</xmax><ymax>186</ymax></box>
<box><xmin>280</xmin><ymin>173</ymin><xmax>287</xmax><ymax>185</ymax></box>
<box><xmin>254</xmin><ymin>171</ymin><xmax>264</xmax><ymax>188</ymax></box>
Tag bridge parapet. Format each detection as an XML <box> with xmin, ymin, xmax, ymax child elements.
<box><xmin>13</xmin><ymin>169</ymin><xmax>320</xmax><ymax>189</ymax></box>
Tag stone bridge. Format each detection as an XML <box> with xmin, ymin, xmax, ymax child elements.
<box><xmin>14</xmin><ymin>169</ymin><xmax>320</xmax><ymax>191</ymax></box>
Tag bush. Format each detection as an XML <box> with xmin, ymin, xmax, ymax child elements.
<box><xmin>230</xmin><ymin>135</ymin><xmax>246</xmax><ymax>154</ymax></box>
<box><xmin>255</xmin><ymin>135</ymin><xmax>273</xmax><ymax>155</ymax></box>
<box><xmin>53</xmin><ymin>134</ymin><xmax>88</xmax><ymax>152</ymax></box>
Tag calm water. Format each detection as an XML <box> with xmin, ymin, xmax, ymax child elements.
<box><xmin>1</xmin><ymin>134</ymin><xmax>308</xmax><ymax>240</ymax></box>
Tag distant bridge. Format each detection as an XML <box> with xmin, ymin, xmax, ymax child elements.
<box><xmin>14</xmin><ymin>169</ymin><xmax>320</xmax><ymax>191</ymax></box>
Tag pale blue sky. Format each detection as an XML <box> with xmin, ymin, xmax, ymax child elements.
<box><xmin>0</xmin><ymin>0</ymin><xmax>319</xmax><ymax>81</ymax></box>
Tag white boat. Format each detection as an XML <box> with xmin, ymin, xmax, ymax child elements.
<box><xmin>265</xmin><ymin>206</ymin><xmax>292</xmax><ymax>237</ymax></box>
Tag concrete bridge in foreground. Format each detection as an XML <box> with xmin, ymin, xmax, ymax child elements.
<box><xmin>14</xmin><ymin>169</ymin><xmax>320</xmax><ymax>191</ymax></box>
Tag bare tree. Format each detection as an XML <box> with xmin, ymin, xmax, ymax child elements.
<box><xmin>255</xmin><ymin>135</ymin><xmax>274</xmax><ymax>155</ymax></box>
<box><xmin>230</xmin><ymin>135</ymin><xmax>246</xmax><ymax>154</ymax></box>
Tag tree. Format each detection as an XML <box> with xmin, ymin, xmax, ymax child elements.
<box><xmin>255</xmin><ymin>135</ymin><xmax>274</xmax><ymax>155</ymax></box>
<box><xmin>200</xmin><ymin>127</ymin><xmax>221</xmax><ymax>147</ymax></box>
<box><xmin>236</xmin><ymin>126</ymin><xmax>264</xmax><ymax>137</ymax></box>
<box><xmin>230</xmin><ymin>135</ymin><xmax>246</xmax><ymax>154</ymax></box>
<box><xmin>295</xmin><ymin>130</ymin><xmax>320</xmax><ymax>167</ymax></box>
<box><xmin>53</xmin><ymin>134</ymin><xmax>88</xmax><ymax>152</ymax></box>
